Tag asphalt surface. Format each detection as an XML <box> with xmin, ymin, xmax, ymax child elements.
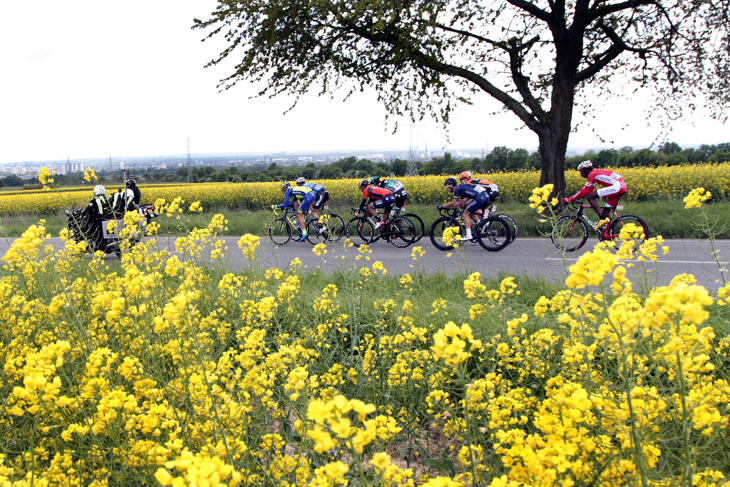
<box><xmin>1</xmin><ymin>235</ymin><xmax>728</xmax><ymax>292</ymax></box>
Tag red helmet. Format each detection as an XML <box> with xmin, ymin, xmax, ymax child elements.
<box><xmin>459</xmin><ymin>171</ymin><xmax>472</xmax><ymax>180</ymax></box>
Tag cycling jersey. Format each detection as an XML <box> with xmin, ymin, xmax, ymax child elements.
<box><xmin>359</xmin><ymin>185</ymin><xmax>395</xmax><ymax>211</ymax></box>
<box><xmin>379</xmin><ymin>179</ymin><xmax>407</xmax><ymax>206</ymax></box>
<box><xmin>379</xmin><ymin>179</ymin><xmax>405</xmax><ymax>192</ymax></box>
<box><xmin>468</xmin><ymin>178</ymin><xmax>499</xmax><ymax>194</ymax></box>
<box><xmin>305</xmin><ymin>183</ymin><xmax>330</xmax><ymax>209</ymax></box>
<box><xmin>276</xmin><ymin>185</ymin><xmax>313</xmax><ymax>209</ymax></box>
<box><xmin>453</xmin><ymin>183</ymin><xmax>490</xmax><ymax>214</ymax></box>
<box><xmin>453</xmin><ymin>183</ymin><xmax>486</xmax><ymax>200</ymax></box>
<box><xmin>304</xmin><ymin>182</ymin><xmax>325</xmax><ymax>192</ymax></box>
<box><xmin>567</xmin><ymin>169</ymin><xmax>627</xmax><ymax>207</ymax></box>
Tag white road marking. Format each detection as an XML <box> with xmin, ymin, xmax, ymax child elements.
<box><xmin>545</xmin><ymin>258</ymin><xmax>729</xmax><ymax>265</ymax></box>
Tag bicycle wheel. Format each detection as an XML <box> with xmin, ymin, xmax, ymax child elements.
<box><xmin>496</xmin><ymin>213</ymin><xmax>518</xmax><ymax>243</ymax></box>
<box><xmin>305</xmin><ymin>219</ymin><xmax>327</xmax><ymax>246</ymax></box>
<box><xmin>402</xmin><ymin>213</ymin><xmax>425</xmax><ymax>243</ymax></box>
<box><xmin>608</xmin><ymin>215</ymin><xmax>648</xmax><ymax>251</ymax></box>
<box><xmin>268</xmin><ymin>218</ymin><xmax>292</xmax><ymax>246</ymax></box>
<box><xmin>345</xmin><ymin>217</ymin><xmax>377</xmax><ymax>247</ymax></box>
<box><xmin>429</xmin><ymin>216</ymin><xmax>465</xmax><ymax>251</ymax></box>
<box><xmin>324</xmin><ymin>214</ymin><xmax>345</xmax><ymax>242</ymax></box>
<box><xmin>475</xmin><ymin>217</ymin><xmax>511</xmax><ymax>252</ymax></box>
<box><xmin>551</xmin><ymin>216</ymin><xmax>588</xmax><ymax>252</ymax></box>
<box><xmin>388</xmin><ymin>217</ymin><xmax>417</xmax><ymax>248</ymax></box>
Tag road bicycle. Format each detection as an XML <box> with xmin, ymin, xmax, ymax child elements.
<box><xmin>345</xmin><ymin>208</ymin><xmax>417</xmax><ymax>248</ymax></box>
<box><xmin>478</xmin><ymin>201</ymin><xmax>518</xmax><ymax>244</ymax></box>
<box><xmin>306</xmin><ymin>205</ymin><xmax>345</xmax><ymax>243</ymax></box>
<box><xmin>392</xmin><ymin>206</ymin><xmax>425</xmax><ymax>243</ymax></box>
<box><xmin>551</xmin><ymin>200</ymin><xmax>648</xmax><ymax>252</ymax></box>
<box><xmin>268</xmin><ymin>207</ymin><xmax>335</xmax><ymax>246</ymax></box>
<box><xmin>429</xmin><ymin>208</ymin><xmax>512</xmax><ymax>252</ymax></box>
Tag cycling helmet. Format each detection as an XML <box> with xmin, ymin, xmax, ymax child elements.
<box><xmin>125</xmin><ymin>178</ymin><xmax>136</xmax><ymax>188</ymax></box>
<box><xmin>280</xmin><ymin>181</ymin><xmax>291</xmax><ymax>190</ymax></box>
<box><xmin>358</xmin><ymin>179</ymin><xmax>369</xmax><ymax>190</ymax></box>
<box><xmin>368</xmin><ymin>176</ymin><xmax>380</xmax><ymax>185</ymax></box>
<box><xmin>444</xmin><ymin>177</ymin><xmax>458</xmax><ymax>187</ymax></box>
<box><xmin>93</xmin><ymin>185</ymin><xmax>106</xmax><ymax>196</ymax></box>
<box><xmin>295</xmin><ymin>177</ymin><xmax>306</xmax><ymax>185</ymax></box>
<box><xmin>459</xmin><ymin>171</ymin><xmax>472</xmax><ymax>180</ymax></box>
<box><xmin>577</xmin><ymin>160</ymin><xmax>593</xmax><ymax>171</ymax></box>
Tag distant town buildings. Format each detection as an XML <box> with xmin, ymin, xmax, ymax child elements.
<box><xmin>64</xmin><ymin>161</ymin><xmax>84</xmax><ymax>174</ymax></box>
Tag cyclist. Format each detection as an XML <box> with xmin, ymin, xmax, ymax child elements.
<box><xmin>271</xmin><ymin>181</ymin><xmax>315</xmax><ymax>241</ymax></box>
<box><xmin>357</xmin><ymin>179</ymin><xmax>395</xmax><ymax>229</ymax></box>
<box><xmin>437</xmin><ymin>176</ymin><xmax>490</xmax><ymax>241</ymax></box>
<box><xmin>371</xmin><ymin>176</ymin><xmax>408</xmax><ymax>210</ymax></box>
<box><xmin>459</xmin><ymin>171</ymin><xmax>499</xmax><ymax>201</ymax></box>
<box><xmin>296</xmin><ymin>177</ymin><xmax>329</xmax><ymax>220</ymax></box>
<box><xmin>562</xmin><ymin>160</ymin><xmax>627</xmax><ymax>234</ymax></box>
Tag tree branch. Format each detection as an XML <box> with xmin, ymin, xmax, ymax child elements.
<box><xmin>574</xmin><ymin>20</ymin><xmax>655</xmax><ymax>83</ymax></box>
<box><xmin>589</xmin><ymin>0</ymin><xmax>659</xmax><ymax>23</ymax></box>
<box><xmin>506</xmin><ymin>0</ymin><xmax>552</xmax><ymax>23</ymax></box>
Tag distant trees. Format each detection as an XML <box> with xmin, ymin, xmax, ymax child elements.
<box><xmin>563</xmin><ymin>142</ymin><xmax>730</xmax><ymax>170</ymax></box>
<box><xmin>7</xmin><ymin>142</ymin><xmax>727</xmax><ymax>190</ymax></box>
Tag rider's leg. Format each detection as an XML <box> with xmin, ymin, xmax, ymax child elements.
<box><xmin>463</xmin><ymin>210</ymin><xmax>473</xmax><ymax>239</ymax></box>
<box><xmin>586</xmin><ymin>191</ymin><xmax>602</xmax><ymax>218</ymax></box>
<box><xmin>296</xmin><ymin>211</ymin><xmax>306</xmax><ymax>231</ymax></box>
<box><xmin>367</xmin><ymin>203</ymin><xmax>377</xmax><ymax>218</ymax></box>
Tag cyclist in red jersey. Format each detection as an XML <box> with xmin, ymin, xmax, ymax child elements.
<box><xmin>563</xmin><ymin>161</ymin><xmax>627</xmax><ymax>229</ymax></box>
<box><xmin>357</xmin><ymin>179</ymin><xmax>395</xmax><ymax>229</ymax></box>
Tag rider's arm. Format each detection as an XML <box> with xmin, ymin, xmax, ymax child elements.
<box><xmin>440</xmin><ymin>197</ymin><xmax>461</xmax><ymax>209</ymax></box>
<box><xmin>276</xmin><ymin>190</ymin><xmax>292</xmax><ymax>208</ymax></box>
<box><xmin>566</xmin><ymin>182</ymin><xmax>594</xmax><ymax>202</ymax></box>
<box><xmin>358</xmin><ymin>197</ymin><xmax>369</xmax><ymax>212</ymax></box>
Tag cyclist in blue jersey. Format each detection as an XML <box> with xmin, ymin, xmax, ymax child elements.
<box><xmin>436</xmin><ymin>176</ymin><xmax>490</xmax><ymax>241</ymax></box>
<box><xmin>271</xmin><ymin>181</ymin><xmax>315</xmax><ymax>241</ymax></box>
<box><xmin>296</xmin><ymin>177</ymin><xmax>329</xmax><ymax>220</ymax></box>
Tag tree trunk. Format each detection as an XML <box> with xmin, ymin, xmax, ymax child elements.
<box><xmin>537</xmin><ymin>58</ymin><xmax>577</xmax><ymax>198</ymax></box>
<box><xmin>538</xmin><ymin>129</ymin><xmax>567</xmax><ymax>198</ymax></box>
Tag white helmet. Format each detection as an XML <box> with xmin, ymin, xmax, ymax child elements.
<box><xmin>295</xmin><ymin>177</ymin><xmax>306</xmax><ymax>185</ymax></box>
<box><xmin>93</xmin><ymin>185</ymin><xmax>106</xmax><ymax>196</ymax></box>
<box><xmin>577</xmin><ymin>160</ymin><xmax>593</xmax><ymax>171</ymax></box>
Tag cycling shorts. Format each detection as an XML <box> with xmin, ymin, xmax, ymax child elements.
<box><xmin>312</xmin><ymin>190</ymin><xmax>329</xmax><ymax>209</ymax></box>
<box><xmin>597</xmin><ymin>181</ymin><xmax>627</xmax><ymax>208</ymax></box>
<box><xmin>465</xmin><ymin>192</ymin><xmax>489</xmax><ymax>214</ymax></box>
<box><xmin>297</xmin><ymin>193</ymin><xmax>316</xmax><ymax>213</ymax></box>
<box><xmin>372</xmin><ymin>194</ymin><xmax>396</xmax><ymax>210</ymax></box>
<box><xmin>393</xmin><ymin>189</ymin><xmax>407</xmax><ymax>208</ymax></box>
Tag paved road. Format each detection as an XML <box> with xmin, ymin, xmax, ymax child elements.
<box><xmin>1</xmin><ymin>236</ymin><xmax>727</xmax><ymax>291</ymax></box>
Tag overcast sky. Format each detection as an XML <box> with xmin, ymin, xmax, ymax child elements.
<box><xmin>1</xmin><ymin>0</ymin><xmax>727</xmax><ymax>165</ymax></box>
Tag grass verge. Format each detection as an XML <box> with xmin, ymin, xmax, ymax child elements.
<box><xmin>1</xmin><ymin>199</ymin><xmax>728</xmax><ymax>239</ymax></box>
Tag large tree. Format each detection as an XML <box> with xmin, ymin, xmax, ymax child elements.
<box><xmin>194</xmin><ymin>0</ymin><xmax>729</xmax><ymax>195</ymax></box>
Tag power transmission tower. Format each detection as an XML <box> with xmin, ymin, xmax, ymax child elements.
<box><xmin>187</xmin><ymin>137</ymin><xmax>193</xmax><ymax>183</ymax></box>
<box><xmin>407</xmin><ymin>120</ymin><xmax>420</xmax><ymax>177</ymax></box>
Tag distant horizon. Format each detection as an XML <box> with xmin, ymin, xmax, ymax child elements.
<box><xmin>4</xmin><ymin>140</ymin><xmax>727</xmax><ymax>166</ymax></box>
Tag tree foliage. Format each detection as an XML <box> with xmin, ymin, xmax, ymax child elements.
<box><xmin>195</xmin><ymin>0</ymin><xmax>730</xmax><ymax>195</ymax></box>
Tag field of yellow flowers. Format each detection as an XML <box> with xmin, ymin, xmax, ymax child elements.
<box><xmin>1</xmin><ymin>192</ymin><xmax>729</xmax><ymax>486</ymax></box>
<box><xmin>2</xmin><ymin>163</ymin><xmax>728</xmax><ymax>216</ymax></box>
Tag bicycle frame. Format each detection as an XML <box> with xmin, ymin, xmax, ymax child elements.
<box><xmin>569</xmin><ymin>203</ymin><xmax>624</xmax><ymax>239</ymax></box>
<box><xmin>272</xmin><ymin>207</ymin><xmax>305</xmax><ymax>234</ymax></box>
